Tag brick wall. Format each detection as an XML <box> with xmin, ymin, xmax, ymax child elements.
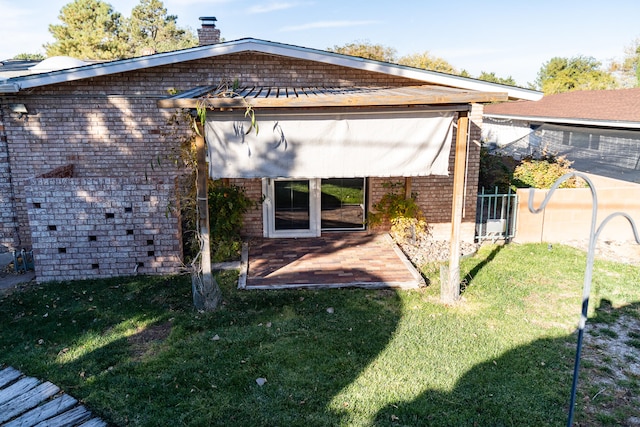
<box><xmin>0</xmin><ymin>51</ymin><xmax>484</xmax><ymax>280</ymax></box>
<box><xmin>0</xmin><ymin>107</ymin><xmax>20</xmax><ymax>251</ymax></box>
<box><xmin>229</xmin><ymin>178</ymin><xmax>264</xmax><ymax>237</ymax></box>
<box><xmin>25</xmin><ymin>177</ymin><xmax>182</xmax><ymax>282</ymax></box>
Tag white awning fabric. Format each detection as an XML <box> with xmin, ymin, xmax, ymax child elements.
<box><xmin>206</xmin><ymin>110</ymin><xmax>455</xmax><ymax>179</ymax></box>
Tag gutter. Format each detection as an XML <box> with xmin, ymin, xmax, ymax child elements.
<box><xmin>0</xmin><ymin>82</ymin><xmax>19</xmax><ymax>93</ymax></box>
<box><xmin>484</xmin><ymin>113</ymin><xmax>640</xmax><ymax>130</ymax></box>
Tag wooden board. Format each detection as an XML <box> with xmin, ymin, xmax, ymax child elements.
<box><xmin>0</xmin><ymin>367</ymin><xmax>106</xmax><ymax>427</ymax></box>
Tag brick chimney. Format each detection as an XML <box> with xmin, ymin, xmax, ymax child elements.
<box><xmin>198</xmin><ymin>17</ymin><xmax>221</xmax><ymax>46</ymax></box>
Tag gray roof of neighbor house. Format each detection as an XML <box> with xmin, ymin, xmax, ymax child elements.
<box><xmin>0</xmin><ymin>59</ymin><xmax>42</xmax><ymax>79</ymax></box>
<box><xmin>0</xmin><ymin>38</ymin><xmax>542</xmax><ymax>101</ymax></box>
<box><xmin>484</xmin><ymin>88</ymin><xmax>640</xmax><ymax>129</ymax></box>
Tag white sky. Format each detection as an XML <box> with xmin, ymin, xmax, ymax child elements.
<box><xmin>1</xmin><ymin>0</ymin><xmax>639</xmax><ymax>87</ymax></box>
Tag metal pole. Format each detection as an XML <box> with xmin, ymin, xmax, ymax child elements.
<box><xmin>527</xmin><ymin>172</ymin><xmax>640</xmax><ymax>426</ymax></box>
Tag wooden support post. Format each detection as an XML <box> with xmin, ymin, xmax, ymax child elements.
<box><xmin>443</xmin><ymin>112</ymin><xmax>469</xmax><ymax>304</ymax></box>
<box><xmin>404</xmin><ymin>177</ymin><xmax>412</xmax><ymax>199</ymax></box>
<box><xmin>193</xmin><ymin>121</ymin><xmax>221</xmax><ymax>310</ymax></box>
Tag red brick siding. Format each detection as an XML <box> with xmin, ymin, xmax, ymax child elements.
<box><xmin>25</xmin><ymin>177</ymin><xmax>182</xmax><ymax>282</ymax></box>
<box><xmin>0</xmin><ymin>108</ymin><xmax>20</xmax><ymax>250</ymax></box>
<box><xmin>0</xmin><ymin>52</ymin><xmax>483</xmax><ymax>280</ymax></box>
<box><xmin>228</xmin><ymin>178</ymin><xmax>264</xmax><ymax>237</ymax></box>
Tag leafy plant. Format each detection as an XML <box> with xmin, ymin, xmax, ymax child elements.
<box><xmin>512</xmin><ymin>153</ymin><xmax>584</xmax><ymax>189</ymax></box>
<box><xmin>368</xmin><ymin>181</ymin><xmax>430</xmax><ymax>244</ymax></box>
<box><xmin>478</xmin><ymin>147</ymin><xmax>518</xmax><ymax>192</ymax></box>
<box><xmin>390</xmin><ymin>216</ymin><xmax>430</xmax><ymax>244</ymax></box>
<box><xmin>208</xmin><ymin>181</ymin><xmax>255</xmax><ymax>262</ymax></box>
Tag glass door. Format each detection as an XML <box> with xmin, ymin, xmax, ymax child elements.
<box><xmin>274</xmin><ymin>180</ymin><xmax>310</xmax><ymax>230</ymax></box>
<box><xmin>321</xmin><ymin>178</ymin><xmax>366</xmax><ymax>230</ymax></box>
<box><xmin>265</xmin><ymin>179</ymin><xmax>320</xmax><ymax>237</ymax></box>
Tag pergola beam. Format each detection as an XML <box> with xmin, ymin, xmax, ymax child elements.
<box><xmin>158</xmin><ymin>85</ymin><xmax>508</xmax><ymax>109</ymax></box>
<box><xmin>443</xmin><ymin>112</ymin><xmax>469</xmax><ymax>304</ymax></box>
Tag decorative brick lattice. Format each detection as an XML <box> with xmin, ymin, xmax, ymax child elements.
<box><xmin>25</xmin><ymin>177</ymin><xmax>183</xmax><ymax>282</ymax></box>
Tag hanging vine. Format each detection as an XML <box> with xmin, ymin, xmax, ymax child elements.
<box><xmin>193</xmin><ymin>78</ymin><xmax>259</xmax><ymax>136</ymax></box>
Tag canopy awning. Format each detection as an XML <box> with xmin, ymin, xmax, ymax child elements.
<box><xmin>206</xmin><ymin>109</ymin><xmax>455</xmax><ymax>178</ymax></box>
<box><xmin>159</xmin><ymin>85</ymin><xmax>508</xmax><ymax>179</ymax></box>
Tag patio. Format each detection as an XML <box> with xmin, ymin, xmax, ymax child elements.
<box><xmin>239</xmin><ymin>233</ymin><xmax>424</xmax><ymax>289</ymax></box>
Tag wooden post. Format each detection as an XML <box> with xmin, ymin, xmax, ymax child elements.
<box><xmin>193</xmin><ymin>121</ymin><xmax>221</xmax><ymax>310</ymax></box>
<box><xmin>443</xmin><ymin>112</ymin><xmax>469</xmax><ymax>304</ymax></box>
<box><xmin>404</xmin><ymin>177</ymin><xmax>412</xmax><ymax>199</ymax></box>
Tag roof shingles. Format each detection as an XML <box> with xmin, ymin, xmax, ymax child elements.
<box><xmin>484</xmin><ymin>88</ymin><xmax>640</xmax><ymax>124</ymax></box>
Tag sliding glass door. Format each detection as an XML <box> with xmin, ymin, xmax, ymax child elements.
<box><xmin>264</xmin><ymin>178</ymin><xmax>365</xmax><ymax>237</ymax></box>
<box><xmin>320</xmin><ymin>178</ymin><xmax>365</xmax><ymax>230</ymax></box>
<box><xmin>274</xmin><ymin>180</ymin><xmax>311</xmax><ymax>231</ymax></box>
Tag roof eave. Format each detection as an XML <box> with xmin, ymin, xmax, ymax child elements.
<box><xmin>484</xmin><ymin>113</ymin><xmax>640</xmax><ymax>129</ymax></box>
<box><xmin>0</xmin><ymin>82</ymin><xmax>19</xmax><ymax>93</ymax></box>
<box><xmin>0</xmin><ymin>39</ymin><xmax>542</xmax><ymax>101</ymax></box>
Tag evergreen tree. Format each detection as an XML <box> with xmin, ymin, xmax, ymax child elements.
<box><xmin>45</xmin><ymin>0</ymin><xmax>128</xmax><ymax>60</ymax></box>
<box><xmin>126</xmin><ymin>0</ymin><xmax>197</xmax><ymax>56</ymax></box>
<box><xmin>477</xmin><ymin>71</ymin><xmax>518</xmax><ymax>87</ymax></box>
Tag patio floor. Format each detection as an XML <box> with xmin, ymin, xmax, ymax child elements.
<box><xmin>240</xmin><ymin>233</ymin><xmax>424</xmax><ymax>289</ymax></box>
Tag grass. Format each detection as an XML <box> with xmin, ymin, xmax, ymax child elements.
<box><xmin>0</xmin><ymin>243</ymin><xmax>639</xmax><ymax>426</ymax></box>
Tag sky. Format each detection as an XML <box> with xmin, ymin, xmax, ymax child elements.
<box><xmin>1</xmin><ymin>0</ymin><xmax>639</xmax><ymax>87</ymax></box>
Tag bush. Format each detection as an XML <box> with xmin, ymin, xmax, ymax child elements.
<box><xmin>512</xmin><ymin>154</ymin><xmax>584</xmax><ymax>189</ymax></box>
<box><xmin>208</xmin><ymin>181</ymin><xmax>254</xmax><ymax>262</ymax></box>
<box><xmin>479</xmin><ymin>147</ymin><xmax>518</xmax><ymax>192</ymax></box>
<box><xmin>368</xmin><ymin>181</ymin><xmax>431</xmax><ymax>244</ymax></box>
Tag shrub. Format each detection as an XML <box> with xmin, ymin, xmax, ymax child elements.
<box><xmin>478</xmin><ymin>147</ymin><xmax>518</xmax><ymax>192</ymax></box>
<box><xmin>512</xmin><ymin>154</ymin><xmax>584</xmax><ymax>189</ymax></box>
<box><xmin>368</xmin><ymin>181</ymin><xmax>431</xmax><ymax>244</ymax></box>
<box><xmin>208</xmin><ymin>181</ymin><xmax>255</xmax><ymax>262</ymax></box>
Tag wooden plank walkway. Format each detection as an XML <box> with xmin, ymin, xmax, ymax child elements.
<box><xmin>0</xmin><ymin>366</ymin><xmax>107</xmax><ymax>427</ymax></box>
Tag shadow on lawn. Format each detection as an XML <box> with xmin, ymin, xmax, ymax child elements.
<box><xmin>372</xmin><ymin>299</ymin><xmax>640</xmax><ymax>427</ymax></box>
<box><xmin>460</xmin><ymin>243</ymin><xmax>503</xmax><ymax>294</ymax></box>
<box><xmin>0</xmin><ymin>271</ymin><xmax>404</xmax><ymax>426</ymax></box>
<box><xmin>2</xmin><ymin>273</ymin><xmax>638</xmax><ymax>426</ymax></box>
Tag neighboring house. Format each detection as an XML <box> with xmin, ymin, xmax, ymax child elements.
<box><xmin>483</xmin><ymin>89</ymin><xmax>640</xmax><ymax>184</ymax></box>
<box><xmin>0</xmin><ymin>18</ymin><xmax>540</xmax><ymax>282</ymax></box>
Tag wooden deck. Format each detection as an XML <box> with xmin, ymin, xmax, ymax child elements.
<box><xmin>0</xmin><ymin>366</ymin><xmax>106</xmax><ymax>427</ymax></box>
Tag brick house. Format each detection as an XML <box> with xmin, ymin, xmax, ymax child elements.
<box><xmin>0</xmin><ymin>19</ymin><xmax>540</xmax><ymax>282</ymax></box>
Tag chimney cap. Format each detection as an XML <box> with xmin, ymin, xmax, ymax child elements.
<box><xmin>199</xmin><ymin>16</ymin><xmax>218</xmax><ymax>26</ymax></box>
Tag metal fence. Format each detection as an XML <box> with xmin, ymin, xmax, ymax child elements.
<box><xmin>475</xmin><ymin>187</ymin><xmax>517</xmax><ymax>241</ymax></box>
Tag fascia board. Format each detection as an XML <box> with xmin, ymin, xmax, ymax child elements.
<box><xmin>484</xmin><ymin>113</ymin><xmax>640</xmax><ymax>130</ymax></box>
<box><xmin>2</xmin><ymin>38</ymin><xmax>543</xmax><ymax>101</ymax></box>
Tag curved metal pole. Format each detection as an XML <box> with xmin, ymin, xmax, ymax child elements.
<box><xmin>527</xmin><ymin>172</ymin><xmax>640</xmax><ymax>426</ymax></box>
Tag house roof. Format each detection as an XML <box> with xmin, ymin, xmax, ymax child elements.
<box><xmin>484</xmin><ymin>88</ymin><xmax>640</xmax><ymax>129</ymax></box>
<box><xmin>0</xmin><ymin>38</ymin><xmax>542</xmax><ymax>101</ymax></box>
<box><xmin>0</xmin><ymin>59</ymin><xmax>42</xmax><ymax>79</ymax></box>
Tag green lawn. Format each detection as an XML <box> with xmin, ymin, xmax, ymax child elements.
<box><xmin>1</xmin><ymin>243</ymin><xmax>638</xmax><ymax>426</ymax></box>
